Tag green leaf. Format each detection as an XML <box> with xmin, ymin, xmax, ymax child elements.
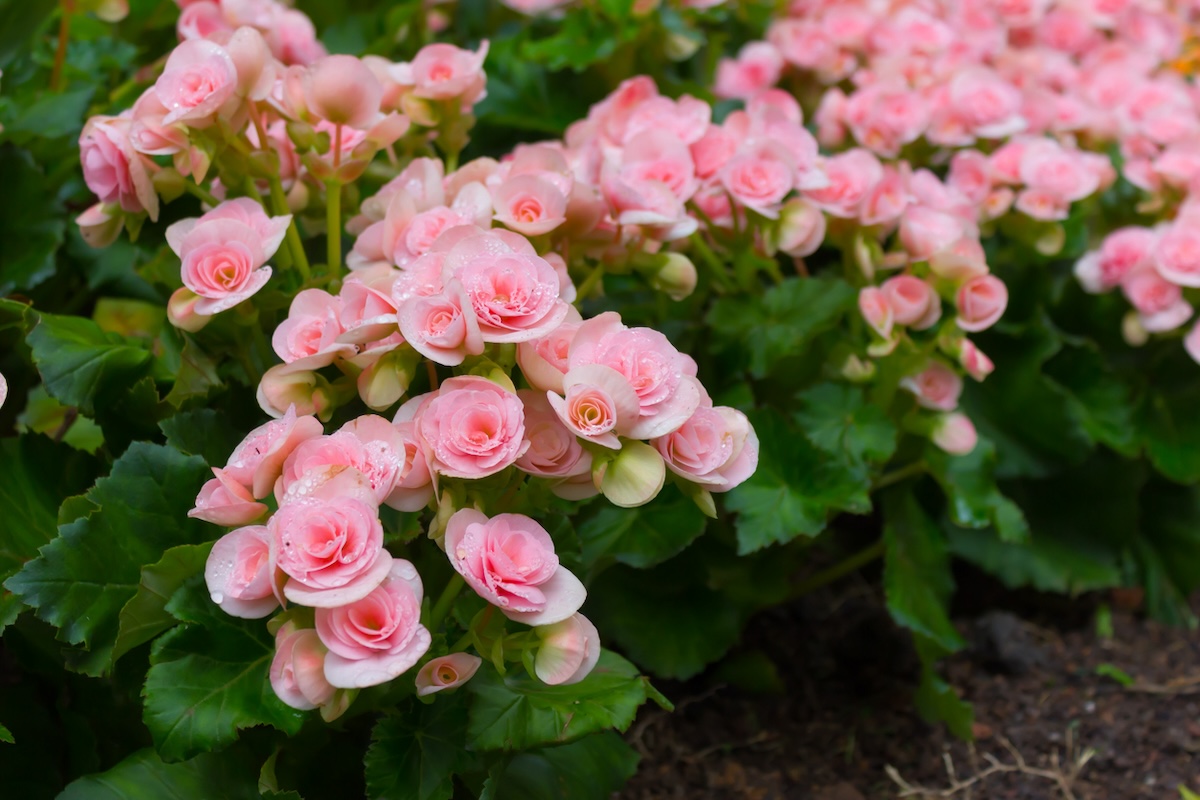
<box><xmin>796</xmin><ymin>382</ymin><xmax>897</xmax><ymax>465</ymax></box>
<box><xmin>467</xmin><ymin>650</ymin><xmax>651</xmax><ymax>751</ymax></box>
<box><xmin>143</xmin><ymin>578</ymin><xmax>305</xmax><ymax>762</ymax></box>
<box><xmin>1137</xmin><ymin>480</ymin><xmax>1200</xmax><ymax>625</ymax></box>
<box><xmin>0</xmin><ymin>723</ymin><xmax>12</xmax><ymax>744</ymax></box>
<box><xmin>0</xmin><ymin>2</ymin><xmax>55</xmax><ymax>67</ymax></box>
<box><xmin>707</xmin><ymin>275</ymin><xmax>856</xmax><ymax>379</ymax></box>
<box><xmin>161</xmin><ymin>329</ymin><xmax>224</xmax><ymax>409</ymax></box>
<box><xmin>947</xmin><ymin>527</ymin><xmax>1121</xmax><ymax>594</ymax></box>
<box><xmin>912</xmin><ymin>635</ymin><xmax>973</xmax><ymax>740</ymax></box>
<box><xmin>576</xmin><ymin>485</ymin><xmax>707</xmax><ymax>570</ymax></box>
<box><xmin>365</xmin><ymin>694</ymin><xmax>474</xmax><ymax>800</ymax></box>
<box><xmin>926</xmin><ymin>440</ymin><xmax>1029</xmax><ymax>544</ymax></box>
<box><xmin>4</xmin><ymin>443</ymin><xmax>211</xmax><ymax>675</ymax></box>
<box><xmin>58</xmin><ymin>748</ymin><xmax>260</xmax><ymax>800</ymax></box>
<box><xmin>16</xmin><ymin>385</ymin><xmax>105</xmax><ymax>453</ymax></box>
<box><xmin>725</xmin><ymin>409</ymin><xmax>870</xmax><ymax>554</ymax></box>
<box><xmin>111</xmin><ymin>543</ymin><xmax>212</xmax><ymax>665</ymax></box>
<box><xmin>1138</xmin><ymin>385</ymin><xmax>1200</xmax><ymax>483</ymax></box>
<box><xmin>1043</xmin><ymin>343</ymin><xmax>1137</xmax><ymax>457</ymax></box>
<box><xmin>491</xmin><ymin>732</ymin><xmax>639</xmax><ymax>800</ymax></box>
<box><xmin>0</xmin><ymin>147</ymin><xmax>65</xmax><ymax>295</ymax></box>
<box><xmin>882</xmin><ymin>491</ymin><xmax>963</xmax><ymax>654</ymax></box>
<box><xmin>25</xmin><ymin>311</ymin><xmax>154</xmax><ymax>416</ymax></box>
<box><xmin>1095</xmin><ymin>663</ymin><xmax>1135</xmax><ymax>687</ymax></box>
<box><xmin>160</xmin><ymin>408</ymin><xmax>244</xmax><ymax>468</ymax></box>
<box><xmin>588</xmin><ymin>562</ymin><xmax>741</xmax><ymax>680</ymax></box>
<box><xmin>3</xmin><ymin>86</ymin><xmax>94</xmax><ymax>142</ymax></box>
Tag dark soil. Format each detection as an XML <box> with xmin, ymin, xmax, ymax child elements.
<box><xmin>621</xmin><ymin>569</ymin><xmax>1200</xmax><ymax>800</ymax></box>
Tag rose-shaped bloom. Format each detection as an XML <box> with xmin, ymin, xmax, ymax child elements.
<box><xmin>397</xmin><ymin>280</ymin><xmax>484</xmax><ymax>366</ymax></box>
<box><xmin>270</xmin><ymin>622</ymin><xmax>336</xmax><ymax>711</ymax></box>
<box><xmin>774</xmin><ymin>198</ymin><xmax>827</xmax><ymax>257</ymax></box>
<box><xmin>900</xmin><ymin>362</ymin><xmax>963</xmax><ymax>412</ymax></box>
<box><xmin>415</xmin><ymin>653</ymin><xmax>482</xmax><ymax>696</ymax></box>
<box><xmin>714</xmin><ymin>41</ymin><xmax>784</xmax><ymax>101</ymax></box>
<box><xmin>534</xmin><ymin>613</ymin><xmax>602</xmax><ymax>686</ymax></box>
<box><xmin>899</xmin><ymin>206</ymin><xmax>965</xmax><ymax>261</ymax></box>
<box><xmin>882</xmin><ymin>275</ymin><xmax>941</xmax><ymax>329</ymax></box>
<box><xmin>492</xmin><ymin>174</ymin><xmax>569</xmax><ymax>236</ymax></box>
<box><xmin>205</xmin><ymin>525</ymin><xmax>279</xmax><ymax>618</ymax></box>
<box><xmin>516</xmin><ymin>390</ymin><xmax>593</xmax><ymax>481</ymax></box>
<box><xmin>80</xmin><ymin>115</ymin><xmax>159</xmax><ymax>220</ymax></box>
<box><xmin>444</xmin><ymin>509</ymin><xmax>586</xmax><ymax>626</ymax></box>
<box><xmin>956</xmin><ymin>275</ymin><xmax>1008</xmax><ymax>332</ymax></box>
<box><xmin>276</xmin><ymin>429</ymin><xmax>407</xmax><ymax>505</ymax></box>
<box><xmin>272</xmin><ymin>289</ymin><xmax>353</xmax><ymax>367</ymax></box>
<box><xmin>948</xmin><ymin>68</ymin><xmax>1025</xmax><ymax>140</ymax></box>
<box><xmin>1122</xmin><ymin>270</ymin><xmax>1193</xmax><ymax>332</ymax></box>
<box><xmin>1097</xmin><ymin>227</ymin><xmax>1157</xmax><ymax>289</ymax></box>
<box><xmin>398</xmin><ymin>41</ymin><xmax>488</xmax><ymax>103</ymax></box>
<box><xmin>189</xmin><ymin>467</ymin><xmax>267</xmax><ymax>526</ymax></box>
<box><xmin>314</xmin><ymin>560</ymin><xmax>431</xmax><ymax>688</ymax></box>
<box><xmin>416</xmin><ymin>376</ymin><xmax>528</xmax><ymax>478</ymax></box>
<box><xmin>303</xmin><ymin>55</ymin><xmax>382</xmax><ymax>129</ymax></box>
<box><xmin>154</xmin><ymin>39</ymin><xmax>238</xmax><ymax>126</ymax></box>
<box><xmin>1154</xmin><ymin>225</ymin><xmax>1200</xmax><ymax>288</ymax></box>
<box><xmin>653</xmin><ymin>406</ymin><xmax>758</xmax><ymax>492</ymax></box>
<box><xmin>223</xmin><ymin>405</ymin><xmax>324</xmax><ymax>499</ymax></box>
<box><xmin>548</xmin><ymin>364</ymin><xmax>641</xmax><ymax>449</ymax></box>
<box><xmin>805</xmin><ymin>148</ymin><xmax>883</xmax><ymax>218</ymax></box>
<box><xmin>269</xmin><ymin>494</ymin><xmax>393</xmax><ymax>607</ymax></box>
<box><xmin>719</xmin><ymin>141</ymin><xmax>795</xmax><ymax>218</ymax></box>
<box><xmin>517</xmin><ymin>313</ymin><xmax>582</xmax><ymax>394</ymax></box>
<box><xmin>337</xmin><ymin>269</ymin><xmax>400</xmax><ymax>345</ymax></box>
<box><xmin>931</xmin><ymin>412</ymin><xmax>978</xmax><ymax>456</ymax></box>
<box><xmin>567</xmin><ymin>312</ymin><xmax>702</xmax><ymax>440</ymax></box>
<box><xmin>858</xmin><ymin>287</ymin><xmax>894</xmax><ymax>339</ymax></box>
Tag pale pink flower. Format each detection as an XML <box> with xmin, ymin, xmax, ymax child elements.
<box><xmin>396</xmin><ymin>41</ymin><xmax>489</xmax><ymax>104</ymax></box>
<box><xmin>858</xmin><ymin>287</ymin><xmax>894</xmax><ymax>339</ymax></box>
<box><xmin>691</xmin><ymin>125</ymin><xmax>738</xmax><ymax>179</ymax></box>
<box><xmin>189</xmin><ymin>467</ymin><xmax>268</xmax><ymax>526</ymax></box>
<box><xmin>1019</xmin><ymin>139</ymin><xmax>1101</xmax><ymax>202</ymax></box>
<box><xmin>491</xmin><ymin>174</ymin><xmax>569</xmax><ymax>236</ymax></box>
<box><xmin>269</xmin><ymin>493</ymin><xmax>393</xmax><ymax>608</ymax></box>
<box><xmin>397</xmin><ymin>280</ymin><xmax>484</xmax><ymax>366</ymax></box>
<box><xmin>272</xmin><ymin>289</ymin><xmax>353</xmax><ymax>367</ymax></box>
<box><xmin>204</xmin><ymin>525</ymin><xmax>279</xmax><ymax>618</ymax></box>
<box><xmin>129</xmin><ymin>90</ymin><xmax>188</xmax><ymax>156</ymax></box>
<box><xmin>1154</xmin><ymin>225</ymin><xmax>1200</xmax><ymax>288</ymax></box>
<box><xmin>177</xmin><ymin>1</ymin><xmax>232</xmax><ymax>41</ymax></box>
<box><xmin>883</xmin><ymin>275</ymin><xmax>941</xmax><ymax>329</ymax></box>
<box><xmin>714</xmin><ymin>42</ymin><xmax>784</xmax><ymax>101</ymax></box>
<box><xmin>79</xmin><ymin>115</ymin><xmax>159</xmax><ymax>220</ymax></box>
<box><xmin>1085</xmin><ymin>227</ymin><xmax>1158</xmax><ymax>291</ymax></box>
<box><xmin>270</xmin><ymin>622</ymin><xmax>336</xmax><ymax>711</ymax></box>
<box><xmin>900</xmin><ymin>206</ymin><xmax>965</xmax><ymax>261</ymax></box>
<box><xmin>719</xmin><ymin>141</ymin><xmax>795</xmax><ymax>218</ymax></box>
<box><xmin>805</xmin><ymin>149</ymin><xmax>883</xmax><ymax>218</ymax></box>
<box><xmin>314</xmin><ymin>560</ymin><xmax>431</xmax><ymax>688</ymax></box>
<box><xmin>444</xmin><ymin>509</ymin><xmax>587</xmax><ymax>626</ymax></box>
<box><xmin>1185</xmin><ymin>319</ymin><xmax>1200</xmax><ymax>364</ymax></box>
<box><xmin>948</xmin><ymin>68</ymin><xmax>1025</xmax><ymax>140</ymax></box>
<box><xmin>947</xmin><ymin>150</ymin><xmax>994</xmax><ymax>206</ymax></box>
<box><xmin>415</xmin><ymin>653</ymin><xmax>482</xmax><ymax>696</ymax></box>
<box><xmin>154</xmin><ymin>39</ymin><xmax>238</xmax><ymax>126</ymax></box>
<box><xmin>515</xmin><ymin>389</ymin><xmax>593</xmax><ymax>484</ymax></box>
<box><xmin>517</xmin><ymin>312</ymin><xmax>582</xmax><ymax>394</ymax></box>
<box><xmin>76</xmin><ymin>203</ymin><xmax>123</xmax><ymax>248</ymax></box>
<box><xmin>958</xmin><ymin>339</ymin><xmax>995</xmax><ymax>382</ymax></box>
<box><xmin>548</xmin><ymin>365</ymin><xmax>641</xmax><ymax>449</ymax></box>
<box><xmin>223</xmin><ymin>405</ymin><xmax>324</xmax><ymax>499</ymax></box>
<box><xmin>931</xmin><ymin>412</ymin><xmax>978</xmax><ymax>455</ymax></box>
<box><xmin>860</xmin><ymin>166</ymin><xmax>910</xmax><ymax>228</ymax></box>
<box><xmin>265</xmin><ymin>9</ymin><xmax>327</xmax><ymax>66</ymax></box>
<box><xmin>1123</xmin><ymin>269</ymin><xmax>1192</xmax><ymax>332</ymax></box>
<box><xmin>652</xmin><ymin>406</ymin><xmax>758</xmax><ymax>492</ymax></box>
<box><xmin>534</xmin><ymin>613</ymin><xmax>601</xmax><ymax>686</ymax></box>
<box><xmin>901</xmin><ymin>362</ymin><xmax>963</xmax><ymax>412</ymax></box>
<box><xmin>416</xmin><ymin>376</ymin><xmax>528</xmax><ymax>479</ymax></box>
<box><xmin>956</xmin><ymin>275</ymin><xmax>1008</xmax><ymax>332</ymax></box>
<box><xmin>775</xmin><ymin>198</ymin><xmax>827</xmax><ymax>257</ymax></box>
<box><xmin>303</xmin><ymin>55</ymin><xmax>382</xmax><ymax>129</ymax></box>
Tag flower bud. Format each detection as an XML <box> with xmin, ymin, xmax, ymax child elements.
<box><xmin>636</xmin><ymin>252</ymin><xmax>697</xmax><ymax>301</ymax></box>
<box><xmin>355</xmin><ymin>347</ymin><xmax>420</xmax><ymax>411</ymax></box>
<box><xmin>226</xmin><ymin>26</ymin><xmax>275</xmax><ymax>101</ymax></box>
<box><xmin>931</xmin><ymin>412</ymin><xmax>978</xmax><ymax>455</ymax></box>
<box><xmin>257</xmin><ymin>363</ymin><xmax>333</xmax><ymax>419</ymax></box>
<box><xmin>774</xmin><ymin>198</ymin><xmax>827</xmax><ymax>258</ymax></box>
<box><xmin>304</xmin><ymin>55</ymin><xmax>382</xmax><ymax>129</ymax></box>
<box><xmin>534</xmin><ymin>613</ymin><xmax>601</xmax><ymax>686</ymax></box>
<box><xmin>415</xmin><ymin>653</ymin><xmax>482</xmax><ymax>697</ymax></box>
<box><xmin>840</xmin><ymin>354</ymin><xmax>876</xmax><ymax>382</ymax></box>
<box><xmin>76</xmin><ymin>203</ymin><xmax>123</xmax><ymax>249</ymax></box>
<box><xmin>594</xmin><ymin>441</ymin><xmax>666</xmax><ymax>508</ymax></box>
<box><xmin>1122</xmin><ymin>311</ymin><xmax>1149</xmax><ymax>347</ymax></box>
<box><xmin>167</xmin><ymin>287</ymin><xmax>211</xmax><ymax>332</ymax></box>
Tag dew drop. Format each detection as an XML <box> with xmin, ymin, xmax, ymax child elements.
<box><xmin>211</xmin><ymin>591</ymin><xmax>225</xmax><ymax>604</ymax></box>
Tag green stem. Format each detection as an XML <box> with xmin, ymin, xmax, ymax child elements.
<box><xmin>183</xmin><ymin>180</ymin><xmax>220</xmax><ymax>207</ymax></box>
<box><xmin>574</xmin><ymin>263</ymin><xmax>606</xmax><ymax>303</ymax></box>
<box><xmin>689</xmin><ymin>234</ymin><xmax>733</xmax><ymax>291</ymax></box>
<box><xmin>789</xmin><ymin>540</ymin><xmax>885</xmax><ymax>601</ymax></box>
<box><xmin>268</xmin><ymin>176</ymin><xmax>310</xmax><ymax>282</ymax></box>
<box><xmin>873</xmin><ymin>460</ymin><xmax>928</xmax><ymax>491</ymax></box>
<box><xmin>325</xmin><ymin>180</ymin><xmax>342</xmax><ymax>284</ymax></box>
<box><xmin>429</xmin><ymin>574</ymin><xmax>465</xmax><ymax>633</ymax></box>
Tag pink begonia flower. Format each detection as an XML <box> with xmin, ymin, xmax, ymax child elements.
<box><xmin>397</xmin><ymin>280</ymin><xmax>484</xmax><ymax>366</ymax></box>
<box><xmin>774</xmin><ymin>198</ymin><xmax>827</xmax><ymax>257</ymax></box>
<box><xmin>603</xmin><ymin>174</ymin><xmax>697</xmax><ymax>240</ymax></box>
<box><xmin>858</xmin><ymin>287</ymin><xmax>894</xmax><ymax>339</ymax></box>
<box><xmin>270</xmin><ymin>622</ymin><xmax>337</xmax><ymax>711</ymax></box>
<box><xmin>1075</xmin><ymin>226</ymin><xmax>1157</xmax><ymax>293</ymax></box>
<box><xmin>275</xmin><ymin>428</ymin><xmax>408</xmax><ymax>507</ymax></box>
<box><xmin>154</xmin><ymin>39</ymin><xmax>238</xmax><ymax>126</ymax></box>
<box><xmin>303</xmin><ymin>55</ymin><xmax>382</xmax><ymax>129</ymax></box>
<box><xmin>899</xmin><ymin>206</ymin><xmax>965</xmax><ymax>262</ymax></box>
<box><xmin>515</xmin><ymin>389</ymin><xmax>593</xmax><ymax>484</ymax></box>
<box><xmin>415</xmin><ymin>653</ymin><xmax>482</xmax><ymax>696</ymax></box>
<box><xmin>79</xmin><ymin>115</ymin><xmax>159</xmax><ymax>220</ymax></box>
<box><xmin>719</xmin><ymin>141</ymin><xmax>795</xmax><ymax>218</ymax></box>
<box><xmin>491</xmin><ymin>174</ymin><xmax>569</xmax><ymax>236</ymax></box>
<box><xmin>1185</xmin><ymin>319</ymin><xmax>1200</xmax><ymax>365</ymax></box>
<box><xmin>204</xmin><ymin>525</ymin><xmax>279</xmax><ymax>618</ymax></box>
<box><xmin>269</xmin><ymin>493</ymin><xmax>393</xmax><ymax>607</ymax></box>
<box><xmin>129</xmin><ymin>90</ymin><xmax>188</xmax><ymax>157</ymax></box>
<box><xmin>338</xmin><ymin>413</ymin><xmax>432</xmax><ymax>512</ymax></box>
<box><xmin>843</xmin><ymin>83</ymin><xmax>930</xmax><ymax>158</ymax></box>
<box><xmin>226</xmin><ymin>26</ymin><xmax>276</xmax><ymax>101</ymax></box>
<box><xmin>1122</xmin><ymin>270</ymin><xmax>1193</xmax><ymax>332</ymax></box>
<box><xmin>652</xmin><ymin>406</ymin><xmax>759</xmax><ymax>492</ymax></box>
<box><xmin>167</xmin><ymin>288</ymin><xmax>209</xmax><ymax>333</ymax></box>
<box><xmin>500</xmin><ymin>0</ymin><xmax>572</xmax><ymax>15</ymax></box>
<box><xmin>1019</xmin><ymin>139</ymin><xmax>1101</xmax><ymax>203</ymax></box>
<box><xmin>548</xmin><ymin>364</ymin><xmax>642</xmax><ymax>449</ymax></box>
<box><xmin>165</xmin><ymin>199</ymin><xmax>291</xmax><ymax>316</ymax></box>
<box><xmin>929</xmin><ymin>238</ymin><xmax>990</xmax><ymax>282</ymax></box>
<box><xmin>958</xmin><ymin>339</ymin><xmax>995</xmax><ymax>382</ymax></box>
<box><xmin>189</xmin><ymin>467</ymin><xmax>268</xmax><ymax>526</ymax></box>
<box><xmin>76</xmin><ymin>203</ymin><xmax>124</xmax><ymax>249</ymax></box>
<box><xmin>882</xmin><ymin>275</ymin><xmax>941</xmax><ymax>329</ymax></box>
<box><xmin>415</xmin><ymin>376</ymin><xmax>528</xmax><ymax>479</ymax></box>
<box><xmin>0</xmin><ymin>372</ymin><xmax>6</xmax><ymax>411</ymax></box>
<box><xmin>517</xmin><ymin>310</ymin><xmax>583</xmax><ymax>394</ymax></box>
<box><xmin>860</xmin><ymin>166</ymin><xmax>910</xmax><ymax>228</ymax></box>
<box><xmin>805</xmin><ymin>149</ymin><xmax>883</xmax><ymax>219</ymax></box>
<box><xmin>714</xmin><ymin>42</ymin><xmax>784</xmax><ymax>101</ymax></box>
<box><xmin>337</xmin><ymin>268</ymin><xmax>401</xmax><ymax>345</ymax></box>
<box><xmin>272</xmin><ymin>289</ymin><xmax>354</xmax><ymax>367</ymax></box>
<box><xmin>223</xmin><ymin>405</ymin><xmax>324</xmax><ymax>499</ymax></box>
<box><xmin>956</xmin><ymin>275</ymin><xmax>1009</xmax><ymax>332</ymax></box>
<box><xmin>315</xmin><ymin>560</ymin><xmax>431</xmax><ymax>688</ymax></box>
<box><xmin>622</xmin><ymin>93</ymin><xmax>712</xmax><ymax>148</ymax></box>
<box><xmin>947</xmin><ymin>150</ymin><xmax>994</xmax><ymax>206</ymax></box>
<box><xmin>931</xmin><ymin>413</ymin><xmax>978</xmax><ymax>456</ymax></box>
<box><xmin>567</xmin><ymin>312</ymin><xmax>703</xmax><ymax>440</ymax></box>
<box><xmin>948</xmin><ymin>68</ymin><xmax>1026</xmax><ymax>140</ymax></box>
<box><xmin>901</xmin><ymin>362</ymin><xmax>963</xmax><ymax>412</ymax></box>
<box><xmin>534</xmin><ymin>613</ymin><xmax>602</xmax><ymax>686</ymax></box>
<box><xmin>440</xmin><ymin>229</ymin><xmax>569</xmax><ymax>342</ymax></box>
<box><xmin>691</xmin><ymin>125</ymin><xmax>737</xmax><ymax>180</ymax></box>
<box><xmin>1154</xmin><ymin>225</ymin><xmax>1200</xmax><ymax>288</ymax></box>
<box><xmin>177</xmin><ymin>1</ymin><xmax>232</xmax><ymax>42</ymax></box>
<box><xmin>394</xmin><ymin>41</ymin><xmax>489</xmax><ymax>104</ymax></box>
<box><xmin>617</xmin><ymin>129</ymin><xmax>698</xmax><ymax>202</ymax></box>
<box><xmin>444</xmin><ymin>509</ymin><xmax>587</xmax><ymax>626</ymax></box>
<box><xmin>265</xmin><ymin>9</ymin><xmax>327</xmax><ymax>66</ymax></box>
